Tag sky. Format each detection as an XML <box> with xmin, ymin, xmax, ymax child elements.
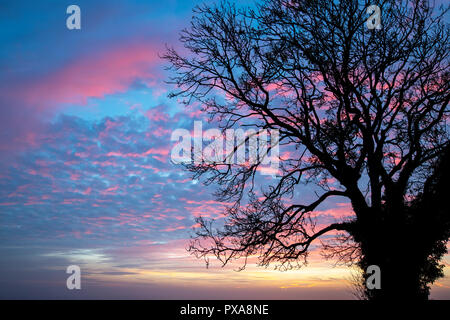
<box><xmin>0</xmin><ymin>0</ymin><xmax>449</xmax><ymax>299</ymax></box>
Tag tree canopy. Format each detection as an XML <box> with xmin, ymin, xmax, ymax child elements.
<box><xmin>164</xmin><ymin>0</ymin><xmax>449</xmax><ymax>299</ymax></box>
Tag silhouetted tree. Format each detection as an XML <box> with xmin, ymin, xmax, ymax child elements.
<box><xmin>164</xmin><ymin>0</ymin><xmax>449</xmax><ymax>300</ymax></box>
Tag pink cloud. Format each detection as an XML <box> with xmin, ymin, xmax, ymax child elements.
<box><xmin>0</xmin><ymin>42</ymin><xmax>162</xmax><ymax>155</ymax></box>
<box><xmin>18</xmin><ymin>43</ymin><xmax>160</xmax><ymax>108</ymax></box>
<box><xmin>82</xmin><ymin>187</ymin><xmax>92</xmax><ymax>195</ymax></box>
<box><xmin>163</xmin><ymin>226</ymin><xmax>187</xmax><ymax>232</ymax></box>
<box><xmin>312</xmin><ymin>202</ymin><xmax>354</xmax><ymax>219</ymax></box>
<box><xmin>100</xmin><ymin>185</ymin><xmax>120</xmax><ymax>195</ymax></box>
<box><xmin>106</xmin><ymin>147</ymin><xmax>170</xmax><ymax>159</ymax></box>
<box><xmin>145</xmin><ymin>108</ymin><xmax>169</xmax><ymax>123</ymax></box>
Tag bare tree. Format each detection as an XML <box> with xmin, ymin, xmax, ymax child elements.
<box><xmin>164</xmin><ymin>0</ymin><xmax>449</xmax><ymax>299</ymax></box>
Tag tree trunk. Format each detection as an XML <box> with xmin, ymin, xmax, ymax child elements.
<box><xmin>352</xmin><ymin>209</ymin><xmax>440</xmax><ymax>300</ymax></box>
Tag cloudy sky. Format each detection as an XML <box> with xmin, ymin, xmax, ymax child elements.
<box><xmin>0</xmin><ymin>0</ymin><xmax>449</xmax><ymax>299</ymax></box>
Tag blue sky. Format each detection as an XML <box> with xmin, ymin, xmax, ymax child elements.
<box><xmin>0</xmin><ymin>0</ymin><xmax>449</xmax><ymax>299</ymax></box>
